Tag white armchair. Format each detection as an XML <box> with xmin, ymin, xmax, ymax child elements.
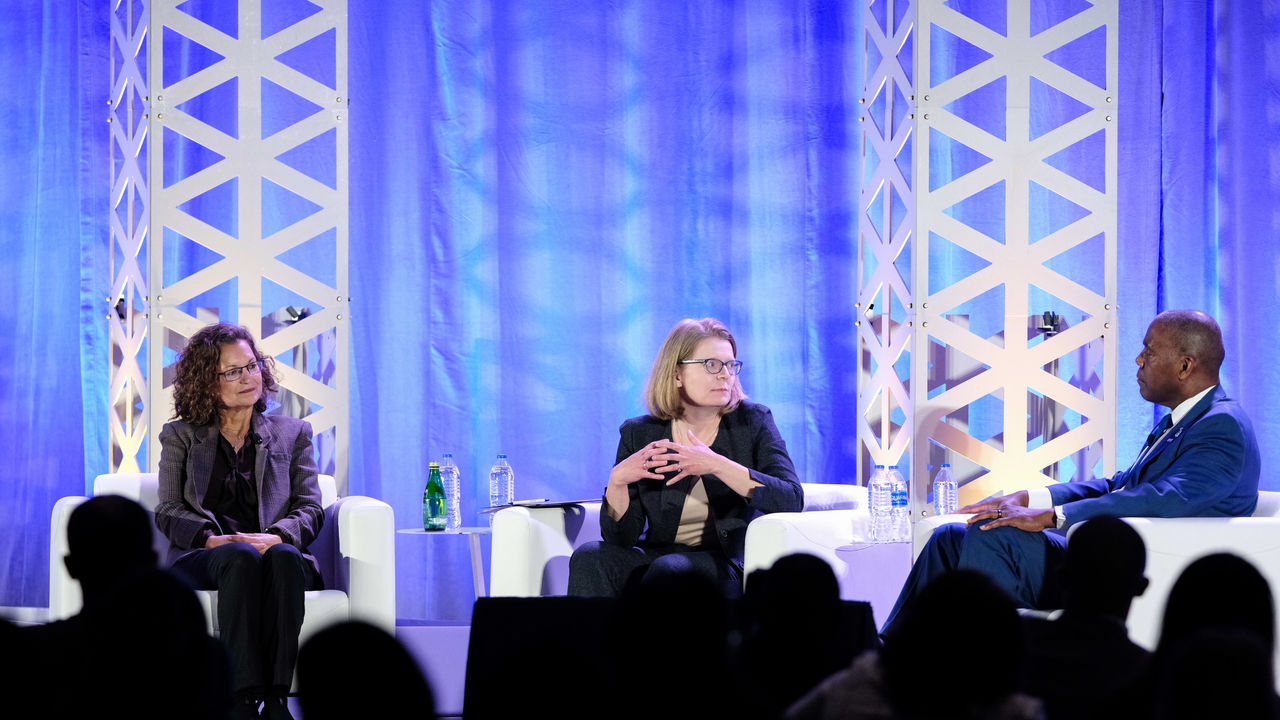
<box><xmin>1116</xmin><ymin>490</ymin><xmax>1280</xmax><ymax>651</ymax></box>
<box><xmin>49</xmin><ymin>473</ymin><xmax>396</xmax><ymax>643</ymax></box>
<box><xmin>908</xmin><ymin>491</ymin><xmax>1280</xmax><ymax>655</ymax></box>
<box><xmin>490</xmin><ymin>483</ymin><xmax>863</xmax><ymax>598</ymax></box>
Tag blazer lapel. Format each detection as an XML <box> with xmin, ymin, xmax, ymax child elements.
<box><xmin>190</xmin><ymin>424</ymin><xmax>219</xmax><ymax>508</ymax></box>
<box><xmin>1136</xmin><ymin>387</ymin><xmax>1221</xmax><ymax>478</ymax></box>
<box><xmin>252</xmin><ymin>414</ymin><xmax>275</xmax><ymax>528</ymax></box>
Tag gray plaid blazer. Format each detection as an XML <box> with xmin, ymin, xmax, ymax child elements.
<box><xmin>155</xmin><ymin>413</ymin><xmax>325</xmax><ymax>572</ymax></box>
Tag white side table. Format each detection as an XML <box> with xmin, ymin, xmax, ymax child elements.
<box><xmin>398</xmin><ymin>527</ymin><xmax>492</xmax><ymax>598</ymax></box>
<box><xmin>833</xmin><ymin>541</ymin><xmax>913</xmax><ymax>631</ymax></box>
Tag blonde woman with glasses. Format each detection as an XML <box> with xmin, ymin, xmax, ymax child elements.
<box><xmin>568</xmin><ymin>318</ymin><xmax>803</xmax><ymax>598</ymax></box>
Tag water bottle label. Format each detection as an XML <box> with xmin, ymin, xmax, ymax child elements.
<box><xmin>891</xmin><ymin>488</ymin><xmax>908</xmax><ymax>508</ymax></box>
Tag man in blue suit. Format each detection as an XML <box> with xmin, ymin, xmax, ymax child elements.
<box><xmin>883</xmin><ymin>310</ymin><xmax>1260</xmax><ymax>631</ymax></box>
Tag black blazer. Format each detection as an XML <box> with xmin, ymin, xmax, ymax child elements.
<box><xmin>599</xmin><ymin>400</ymin><xmax>803</xmax><ymax>565</ymax></box>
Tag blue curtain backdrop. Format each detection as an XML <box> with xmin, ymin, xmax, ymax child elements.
<box><xmin>2</xmin><ymin>1</ymin><xmax>1278</xmax><ymax>618</ymax></box>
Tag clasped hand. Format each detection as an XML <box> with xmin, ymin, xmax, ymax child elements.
<box><xmin>609</xmin><ymin>430</ymin><xmax>725</xmax><ymax>488</ymax></box>
<box><xmin>961</xmin><ymin>490</ymin><xmax>1055</xmax><ymax>532</ymax></box>
<box><xmin>206</xmin><ymin>532</ymin><xmax>282</xmax><ymax>554</ymax></box>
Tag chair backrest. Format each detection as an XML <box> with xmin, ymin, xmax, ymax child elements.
<box><xmin>93</xmin><ymin>473</ymin><xmax>338</xmax><ymax>509</ymax></box>
<box><xmin>801</xmin><ymin>482</ymin><xmax>863</xmax><ymax>511</ymax></box>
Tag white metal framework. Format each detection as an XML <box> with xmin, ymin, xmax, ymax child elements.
<box><xmin>910</xmin><ymin>0</ymin><xmax>1119</xmax><ymax>512</ymax></box>
<box><xmin>108</xmin><ymin>0</ymin><xmax>151</xmax><ymax>473</ymax></box>
<box><xmin>108</xmin><ymin>0</ymin><xmax>350</xmax><ymax>491</ymax></box>
<box><xmin>857</xmin><ymin>0</ymin><xmax>916</xmax><ymax>485</ymax></box>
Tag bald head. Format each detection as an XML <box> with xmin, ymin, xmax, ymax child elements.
<box><xmin>1152</xmin><ymin>310</ymin><xmax>1224</xmax><ymax>379</ymax></box>
<box><xmin>1136</xmin><ymin>310</ymin><xmax>1224</xmax><ymax>408</ymax></box>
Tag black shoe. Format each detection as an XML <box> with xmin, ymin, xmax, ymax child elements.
<box><xmin>231</xmin><ymin>696</ymin><xmax>261</xmax><ymax>720</ymax></box>
<box><xmin>262</xmin><ymin>696</ymin><xmax>294</xmax><ymax>720</ymax></box>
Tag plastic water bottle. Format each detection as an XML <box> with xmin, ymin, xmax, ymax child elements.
<box><xmin>440</xmin><ymin>453</ymin><xmax>462</xmax><ymax>530</ymax></box>
<box><xmin>869</xmin><ymin>464</ymin><xmax>893</xmax><ymax>543</ymax></box>
<box><xmin>888</xmin><ymin>465</ymin><xmax>910</xmax><ymax>542</ymax></box>
<box><xmin>933</xmin><ymin>463</ymin><xmax>958</xmax><ymax>516</ymax></box>
<box><xmin>422</xmin><ymin>462</ymin><xmax>446</xmax><ymax>531</ymax></box>
<box><xmin>488</xmin><ymin>454</ymin><xmax>514</xmax><ymax>525</ymax></box>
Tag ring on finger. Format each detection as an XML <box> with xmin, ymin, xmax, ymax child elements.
<box><xmin>996</xmin><ymin>509</ymin><xmax>1003</xmax><ymax>519</ymax></box>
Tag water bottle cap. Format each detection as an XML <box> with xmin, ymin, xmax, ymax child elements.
<box><xmin>497</xmin><ymin>453</ymin><xmax>507</xmax><ymax>459</ymax></box>
<box><xmin>443</xmin><ymin>453</ymin><xmax>454</xmax><ymax>459</ymax></box>
<box><xmin>874</xmin><ymin>464</ymin><xmax>885</xmax><ymax>469</ymax></box>
<box><xmin>941</xmin><ymin>463</ymin><xmax>950</xmax><ymax>467</ymax></box>
<box><xmin>429</xmin><ymin>461</ymin><xmax>439</xmax><ymax>469</ymax></box>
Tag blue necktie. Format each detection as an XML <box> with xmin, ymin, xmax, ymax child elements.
<box><xmin>1146</xmin><ymin>414</ymin><xmax>1173</xmax><ymax>448</ymax></box>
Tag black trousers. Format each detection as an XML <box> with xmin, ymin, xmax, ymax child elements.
<box><xmin>566</xmin><ymin>540</ymin><xmax>742</xmax><ymax>598</ymax></box>
<box><xmin>173</xmin><ymin>542</ymin><xmax>318</xmax><ymax>695</ymax></box>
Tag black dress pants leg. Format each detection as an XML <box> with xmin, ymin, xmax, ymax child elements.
<box><xmin>260</xmin><ymin>542</ymin><xmax>312</xmax><ymax>690</ymax></box>
<box><xmin>174</xmin><ymin>542</ymin><xmax>316</xmax><ymax>695</ymax></box>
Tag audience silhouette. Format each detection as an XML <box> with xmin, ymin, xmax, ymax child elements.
<box><xmin>15</xmin><ymin>499</ymin><xmax>1280</xmax><ymax>720</ymax></box>
<box><xmin>296</xmin><ymin>620</ymin><xmax>436</xmax><ymax>720</ymax></box>
<box><xmin>608</xmin><ymin>568</ymin><xmax>734</xmax><ymax>720</ymax></box>
<box><xmin>787</xmin><ymin>569</ymin><xmax>1042</xmax><ymax>720</ymax></box>
<box><xmin>1134</xmin><ymin>552</ymin><xmax>1278</xmax><ymax>720</ymax></box>
<box><xmin>739</xmin><ymin>553</ymin><xmax>854</xmax><ymax>720</ymax></box>
<box><xmin>1022</xmin><ymin>515</ymin><xmax>1151</xmax><ymax>720</ymax></box>
<box><xmin>20</xmin><ymin>495</ymin><xmax>231</xmax><ymax>719</ymax></box>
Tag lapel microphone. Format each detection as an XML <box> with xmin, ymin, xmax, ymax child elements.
<box><xmin>248</xmin><ymin>432</ymin><xmax>264</xmax><ymax>446</ymax></box>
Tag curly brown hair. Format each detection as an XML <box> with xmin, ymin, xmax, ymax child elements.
<box><xmin>171</xmin><ymin>323</ymin><xmax>277</xmax><ymax>426</ymax></box>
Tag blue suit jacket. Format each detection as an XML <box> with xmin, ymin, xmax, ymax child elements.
<box><xmin>1049</xmin><ymin>385</ymin><xmax>1260</xmax><ymax>526</ymax></box>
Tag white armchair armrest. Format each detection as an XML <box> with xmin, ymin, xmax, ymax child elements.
<box><xmin>744</xmin><ymin>510</ymin><xmax>860</xmax><ymax>576</ymax></box>
<box><xmin>49</xmin><ymin>496</ymin><xmax>88</xmax><ymax>620</ymax></box>
<box><xmin>333</xmin><ymin>495</ymin><xmax>397</xmax><ymax>633</ymax></box>
<box><xmin>490</xmin><ymin>503</ymin><xmax>602</xmax><ymax>597</ymax></box>
<box><xmin>1119</xmin><ymin>516</ymin><xmax>1280</xmax><ymax>650</ymax></box>
<box><xmin>913</xmin><ymin>513</ymin><xmax>974</xmax><ymax>561</ymax></box>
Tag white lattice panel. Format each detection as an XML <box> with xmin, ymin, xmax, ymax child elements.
<box><xmin>857</xmin><ymin>0</ymin><xmax>916</xmax><ymax>484</ymax></box>
<box><xmin>109</xmin><ymin>0</ymin><xmax>151</xmax><ymax>473</ymax></box>
<box><xmin>912</xmin><ymin>0</ymin><xmax>1118</xmax><ymax>512</ymax></box>
<box><xmin>146</xmin><ymin>0</ymin><xmax>349</xmax><ymax>491</ymax></box>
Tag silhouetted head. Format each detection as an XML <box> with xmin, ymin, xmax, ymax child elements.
<box><xmin>1152</xmin><ymin>628</ymin><xmax>1277</xmax><ymax>720</ymax></box>
<box><xmin>882</xmin><ymin>570</ymin><xmax>1023</xmax><ymax>715</ymax></box>
<box><xmin>297</xmin><ymin>621</ymin><xmax>435</xmax><ymax>720</ymax></box>
<box><xmin>1062</xmin><ymin>515</ymin><xmax>1148</xmax><ymax>619</ymax></box>
<box><xmin>1159</xmin><ymin>552</ymin><xmax>1274</xmax><ymax>654</ymax></box>
<box><xmin>746</xmin><ymin>552</ymin><xmax>840</xmax><ymax>631</ymax></box>
<box><xmin>65</xmin><ymin>495</ymin><xmax>156</xmax><ymax>603</ymax></box>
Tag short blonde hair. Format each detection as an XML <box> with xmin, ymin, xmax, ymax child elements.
<box><xmin>644</xmin><ymin>318</ymin><xmax>747</xmax><ymax>420</ymax></box>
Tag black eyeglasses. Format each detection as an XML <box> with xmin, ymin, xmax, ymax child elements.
<box><xmin>217</xmin><ymin>360</ymin><xmax>263</xmax><ymax>382</ymax></box>
<box><xmin>679</xmin><ymin>358</ymin><xmax>743</xmax><ymax>376</ymax></box>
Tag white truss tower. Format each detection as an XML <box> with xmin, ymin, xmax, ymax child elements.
<box><xmin>861</xmin><ymin>0</ymin><xmax>1119</xmax><ymax>517</ymax></box>
<box><xmin>857</xmin><ymin>0</ymin><xmax>916</xmax><ymax>483</ymax></box>
<box><xmin>109</xmin><ymin>0</ymin><xmax>350</xmax><ymax>492</ymax></box>
<box><xmin>108</xmin><ymin>0</ymin><xmax>151</xmax><ymax>473</ymax></box>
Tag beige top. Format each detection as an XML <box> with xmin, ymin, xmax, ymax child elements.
<box><xmin>669</xmin><ymin>417</ymin><xmax>720</xmax><ymax>547</ymax></box>
<box><xmin>674</xmin><ymin>477</ymin><xmax>711</xmax><ymax>546</ymax></box>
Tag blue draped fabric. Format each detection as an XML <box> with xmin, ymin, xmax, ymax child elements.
<box><xmin>0</xmin><ymin>0</ymin><xmax>109</xmax><ymax>608</ymax></box>
<box><xmin>2</xmin><ymin>1</ymin><xmax>1278</xmax><ymax>618</ymax></box>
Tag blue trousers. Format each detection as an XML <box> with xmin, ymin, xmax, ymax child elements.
<box><xmin>881</xmin><ymin>522</ymin><xmax>1068</xmax><ymax>634</ymax></box>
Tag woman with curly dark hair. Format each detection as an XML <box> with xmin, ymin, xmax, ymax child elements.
<box><xmin>156</xmin><ymin>323</ymin><xmax>323</xmax><ymax>720</ymax></box>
